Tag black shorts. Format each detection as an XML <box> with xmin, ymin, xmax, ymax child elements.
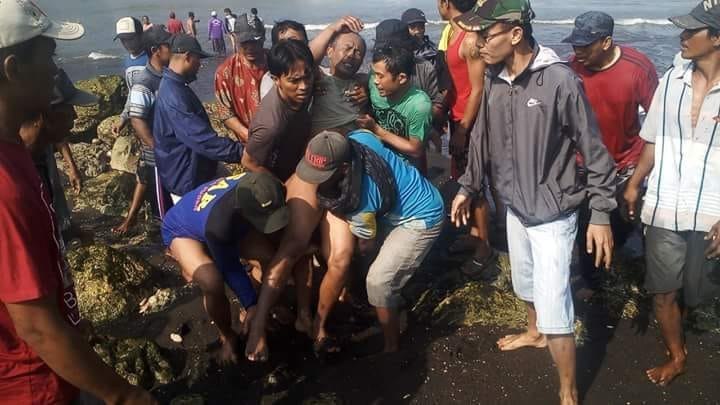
<box><xmin>136</xmin><ymin>162</ymin><xmax>155</xmax><ymax>185</ymax></box>
<box><xmin>645</xmin><ymin>225</ymin><xmax>720</xmax><ymax>307</ymax></box>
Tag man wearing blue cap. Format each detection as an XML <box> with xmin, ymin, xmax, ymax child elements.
<box><xmin>624</xmin><ymin>0</ymin><xmax>720</xmax><ymax>387</ymax></box>
<box><xmin>564</xmin><ymin>12</ymin><xmax>658</xmax><ymax>291</ymax></box>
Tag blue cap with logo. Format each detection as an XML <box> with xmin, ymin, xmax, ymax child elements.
<box><xmin>562</xmin><ymin>11</ymin><xmax>614</xmax><ymax>47</ymax></box>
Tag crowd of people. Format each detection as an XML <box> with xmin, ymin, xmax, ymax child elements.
<box><xmin>2</xmin><ymin>0</ymin><xmax>720</xmax><ymax>404</ymax></box>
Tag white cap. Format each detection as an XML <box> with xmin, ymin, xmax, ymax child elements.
<box><xmin>115</xmin><ymin>16</ymin><xmax>141</xmax><ymax>38</ymax></box>
<box><xmin>0</xmin><ymin>0</ymin><xmax>84</xmax><ymax>48</ymax></box>
<box><xmin>211</xmin><ymin>11</ymin><xmax>217</xmax><ymax>17</ymax></box>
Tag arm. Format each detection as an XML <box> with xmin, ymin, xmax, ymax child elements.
<box><xmin>57</xmin><ymin>142</ymin><xmax>82</xmax><ymax>194</ymax></box>
<box><xmin>223</xmin><ymin>118</ymin><xmax>249</xmax><ymax>143</ymax></box>
<box><xmin>454</xmin><ymin>39</ymin><xmax>486</xmax><ymax>149</ymax></box>
<box><xmin>308</xmin><ymin>16</ymin><xmax>364</xmax><ymax>65</ymax></box>
<box><xmin>129</xmin><ymin>118</ymin><xmax>154</xmax><ymax>148</ymax></box>
<box><xmin>128</xmin><ymin>84</ymin><xmax>156</xmax><ymax>148</ymax></box>
<box><xmin>168</xmin><ymin>105</ymin><xmax>243</xmax><ymax>163</ymax></box>
<box><xmin>623</xmin><ymin>143</ymin><xmax>654</xmax><ymax>221</ymax></box>
<box><xmin>242</xmin><ymin>118</ymin><xmax>279</xmax><ymax>173</ymax></box>
<box><xmin>356</xmin><ymin>114</ymin><xmax>424</xmax><ymax>159</ymax></box>
<box><xmin>7</xmin><ymin>297</ymin><xmax>154</xmax><ymax>404</ymax></box>
<box><xmin>241</xmin><ymin>150</ymin><xmax>272</xmax><ymax>174</ymax></box>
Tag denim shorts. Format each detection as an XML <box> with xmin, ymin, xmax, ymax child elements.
<box><xmin>506</xmin><ymin>209</ymin><xmax>578</xmax><ymax>335</ymax></box>
<box><xmin>366</xmin><ymin>219</ymin><xmax>443</xmax><ymax>308</ymax></box>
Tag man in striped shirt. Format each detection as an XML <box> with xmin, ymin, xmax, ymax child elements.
<box><xmin>625</xmin><ymin>1</ymin><xmax>720</xmax><ymax>387</ymax></box>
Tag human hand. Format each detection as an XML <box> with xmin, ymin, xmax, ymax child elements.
<box><xmin>68</xmin><ymin>167</ymin><xmax>83</xmax><ymax>194</ymax></box>
<box><xmin>450</xmin><ymin>193</ymin><xmax>472</xmax><ymax>228</ymax></box>
<box><xmin>355</xmin><ymin>114</ymin><xmax>377</xmax><ymax>132</ymax></box>
<box><xmin>346</xmin><ymin>84</ymin><xmax>368</xmax><ymax>106</ymax></box>
<box><xmin>704</xmin><ymin>221</ymin><xmax>720</xmax><ymax>259</ymax></box>
<box><xmin>586</xmin><ymin>224</ymin><xmax>614</xmax><ymax>269</ymax></box>
<box><xmin>111</xmin><ymin>122</ymin><xmax>121</xmax><ymax>136</ymax></box>
<box><xmin>330</xmin><ymin>16</ymin><xmax>364</xmax><ymax>34</ymax></box>
<box><xmin>623</xmin><ymin>184</ymin><xmax>640</xmax><ymax>222</ymax></box>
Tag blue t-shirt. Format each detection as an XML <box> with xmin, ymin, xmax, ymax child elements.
<box><xmin>123</xmin><ymin>51</ymin><xmax>149</xmax><ymax>88</ymax></box>
<box><xmin>347</xmin><ymin>130</ymin><xmax>444</xmax><ymax>239</ymax></box>
<box><xmin>162</xmin><ymin>174</ymin><xmax>256</xmax><ymax>307</ymax></box>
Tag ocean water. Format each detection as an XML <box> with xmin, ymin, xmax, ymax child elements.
<box><xmin>40</xmin><ymin>0</ymin><xmax>695</xmax><ymax>100</ymax></box>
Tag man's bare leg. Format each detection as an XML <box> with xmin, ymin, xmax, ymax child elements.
<box><xmin>375</xmin><ymin>307</ymin><xmax>400</xmax><ymax>353</ymax></box>
<box><xmin>314</xmin><ymin>211</ymin><xmax>355</xmax><ymax>347</ymax></box>
<box><xmin>497</xmin><ymin>302</ymin><xmax>547</xmax><ymax>350</ymax></box>
<box><xmin>293</xmin><ymin>256</ymin><xmax>314</xmax><ymax>335</ymax></box>
<box><xmin>171</xmin><ymin>238</ymin><xmax>239</xmax><ymax>364</ymax></box>
<box><xmin>647</xmin><ymin>291</ymin><xmax>686</xmax><ymax>386</ymax></box>
<box><xmin>547</xmin><ymin>334</ymin><xmax>578</xmax><ymax>405</ymax></box>
<box><xmin>112</xmin><ymin>181</ymin><xmax>147</xmax><ymax>235</ymax></box>
<box><xmin>470</xmin><ymin>196</ymin><xmax>492</xmax><ymax>257</ymax></box>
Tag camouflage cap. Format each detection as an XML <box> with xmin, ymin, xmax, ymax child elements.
<box><xmin>454</xmin><ymin>0</ymin><xmax>536</xmax><ymax>32</ymax></box>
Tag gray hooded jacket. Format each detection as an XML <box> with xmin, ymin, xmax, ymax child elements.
<box><xmin>459</xmin><ymin>43</ymin><xmax>617</xmax><ymax>226</ymax></box>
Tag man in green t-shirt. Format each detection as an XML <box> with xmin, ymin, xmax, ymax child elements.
<box><xmin>357</xmin><ymin>45</ymin><xmax>431</xmax><ymax>171</ymax></box>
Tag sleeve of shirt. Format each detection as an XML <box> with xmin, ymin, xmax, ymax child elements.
<box><xmin>214</xmin><ymin>63</ymin><xmax>237</xmax><ymax>122</ymax></box>
<box><xmin>639</xmin><ymin>70</ymin><xmax>666</xmax><ymax>144</ymax></box>
<box><xmin>457</xmin><ymin>84</ymin><xmax>489</xmax><ymax>197</ymax></box>
<box><xmin>245</xmin><ymin>119</ymin><xmax>278</xmax><ymax>165</ymax></box>
<box><xmin>0</xmin><ymin>197</ymin><xmax>57</xmax><ymax>303</ymax></box>
<box><xmin>128</xmin><ymin>84</ymin><xmax>155</xmax><ymax>119</ymax></box>
<box><xmin>167</xmin><ymin>104</ymin><xmax>243</xmax><ymax>163</ymax></box>
<box><xmin>637</xmin><ymin>63</ymin><xmax>660</xmax><ymax>113</ymax></box>
<box><xmin>348</xmin><ymin>211</ymin><xmax>377</xmax><ymax>240</ymax></box>
<box><xmin>560</xmin><ymin>74</ymin><xmax>617</xmax><ymax>225</ymax></box>
<box><xmin>420</xmin><ymin>63</ymin><xmax>444</xmax><ymax>106</ymax></box>
<box><xmin>205</xmin><ymin>239</ymin><xmax>257</xmax><ymax>308</ymax></box>
<box><xmin>408</xmin><ymin>96</ymin><xmax>432</xmax><ymax>142</ymax></box>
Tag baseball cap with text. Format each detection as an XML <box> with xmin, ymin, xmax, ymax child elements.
<box><xmin>296</xmin><ymin>131</ymin><xmax>352</xmax><ymax>184</ymax></box>
<box><xmin>670</xmin><ymin>0</ymin><xmax>720</xmax><ymax>30</ymax></box>
<box><xmin>0</xmin><ymin>0</ymin><xmax>85</xmax><ymax>48</ymax></box>
<box><xmin>454</xmin><ymin>0</ymin><xmax>536</xmax><ymax>32</ymax></box>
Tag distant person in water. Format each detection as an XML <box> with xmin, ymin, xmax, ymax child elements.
<box><xmin>214</xmin><ymin>14</ymin><xmax>267</xmax><ymax>143</ymax></box>
<box><xmin>167</xmin><ymin>11</ymin><xmax>184</xmax><ymax>34</ymax></box>
<box><xmin>224</xmin><ymin>8</ymin><xmax>238</xmax><ymax>53</ymax></box>
<box><xmin>187</xmin><ymin>12</ymin><xmax>199</xmax><ymax>37</ymax></box>
<box><xmin>142</xmin><ymin>15</ymin><xmax>153</xmax><ymax>31</ymax></box>
<box><xmin>209</xmin><ymin>11</ymin><xmax>226</xmax><ymax>56</ymax></box>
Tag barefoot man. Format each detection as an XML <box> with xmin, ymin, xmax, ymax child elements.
<box><xmin>449</xmin><ymin>1</ymin><xmax>617</xmax><ymax>403</ymax></box>
<box><xmin>624</xmin><ymin>0</ymin><xmax>720</xmax><ymax>387</ymax></box>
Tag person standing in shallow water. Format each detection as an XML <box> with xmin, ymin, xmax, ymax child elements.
<box><xmin>208</xmin><ymin>11</ymin><xmax>226</xmax><ymax>56</ymax></box>
<box><xmin>187</xmin><ymin>12</ymin><xmax>199</xmax><ymax>38</ymax></box>
<box><xmin>167</xmin><ymin>11</ymin><xmax>185</xmax><ymax>34</ymax></box>
<box><xmin>450</xmin><ymin>0</ymin><xmax>616</xmax><ymax>404</ymax></box>
<box><xmin>624</xmin><ymin>0</ymin><xmax>720</xmax><ymax>388</ymax></box>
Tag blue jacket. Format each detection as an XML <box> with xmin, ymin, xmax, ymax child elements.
<box><xmin>153</xmin><ymin>69</ymin><xmax>243</xmax><ymax>196</ymax></box>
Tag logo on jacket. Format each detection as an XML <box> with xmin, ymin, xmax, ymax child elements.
<box><xmin>527</xmin><ymin>98</ymin><xmax>542</xmax><ymax>107</ymax></box>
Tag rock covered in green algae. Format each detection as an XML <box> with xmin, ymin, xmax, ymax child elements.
<box><xmin>430</xmin><ymin>282</ymin><xmax>527</xmax><ymax>329</ymax></box>
<box><xmin>110</xmin><ymin>135</ymin><xmax>140</xmax><ymax>174</ymax></box>
<box><xmin>90</xmin><ymin>335</ymin><xmax>174</xmax><ymax>389</ymax></box>
<box><xmin>61</xmin><ymin>141</ymin><xmax>112</xmax><ymax>178</ymax></box>
<box><xmin>70</xmin><ymin>171</ymin><xmax>135</xmax><ymax>216</ymax></box>
<box><xmin>97</xmin><ymin>115</ymin><xmax>133</xmax><ymax>145</ymax></box>
<box><xmin>67</xmin><ymin>244</ymin><xmax>154</xmax><ymax>325</ymax></box>
<box><xmin>71</xmin><ymin>75</ymin><xmax>127</xmax><ymax>141</ymax></box>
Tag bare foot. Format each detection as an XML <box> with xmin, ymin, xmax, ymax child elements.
<box><xmin>646</xmin><ymin>358</ymin><xmax>686</xmax><ymax>386</ymax></box>
<box><xmin>497</xmin><ymin>331</ymin><xmax>547</xmax><ymax>351</ymax></box>
<box><xmin>245</xmin><ymin>330</ymin><xmax>269</xmax><ymax>362</ymax></box>
<box><xmin>559</xmin><ymin>388</ymin><xmax>579</xmax><ymax>405</ymax></box>
<box><xmin>217</xmin><ymin>334</ymin><xmax>239</xmax><ymax>365</ymax></box>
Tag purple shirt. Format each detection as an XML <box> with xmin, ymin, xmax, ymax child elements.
<box><xmin>208</xmin><ymin>17</ymin><xmax>224</xmax><ymax>40</ymax></box>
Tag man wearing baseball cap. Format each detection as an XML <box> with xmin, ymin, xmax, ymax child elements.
<box><xmin>623</xmin><ymin>0</ymin><xmax>720</xmax><ymax>387</ymax></box>
<box><xmin>563</xmin><ymin>12</ymin><xmax>658</xmax><ymax>295</ymax></box>
<box><xmin>162</xmin><ymin>171</ymin><xmax>289</xmax><ymax>364</ymax></box>
<box><xmin>0</xmin><ymin>1</ymin><xmax>155</xmax><ymax>404</ymax></box>
<box><xmin>209</xmin><ymin>10</ymin><xmax>226</xmax><ymax>56</ymax></box>
<box><xmin>401</xmin><ymin>8</ymin><xmax>438</xmax><ymax>64</ymax></box>
<box><xmin>114</xmin><ymin>26</ymin><xmax>174</xmax><ymax>235</ymax></box>
<box><xmin>294</xmin><ymin>129</ymin><xmax>444</xmax><ymax>354</ymax></box>
<box><xmin>113</xmin><ymin>16</ymin><xmax>149</xmax><ymax>136</ymax></box>
<box><xmin>214</xmin><ymin>14</ymin><xmax>268</xmax><ymax>143</ymax></box>
<box><xmin>450</xmin><ymin>1</ymin><xmax>617</xmax><ymax>403</ymax></box>
<box><xmin>153</xmin><ymin>33</ymin><xmax>242</xmax><ymax>203</ymax></box>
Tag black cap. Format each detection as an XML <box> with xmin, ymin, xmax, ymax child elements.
<box><xmin>235</xmin><ymin>13</ymin><xmax>264</xmax><ymax>43</ymax></box>
<box><xmin>670</xmin><ymin>1</ymin><xmax>720</xmax><ymax>30</ymax></box>
<box><xmin>143</xmin><ymin>25</ymin><xmax>173</xmax><ymax>50</ymax></box>
<box><xmin>401</xmin><ymin>8</ymin><xmax>428</xmax><ymax>25</ymax></box>
<box><xmin>562</xmin><ymin>11</ymin><xmax>614</xmax><ymax>47</ymax></box>
<box><xmin>296</xmin><ymin>131</ymin><xmax>352</xmax><ymax>184</ymax></box>
<box><xmin>374</xmin><ymin>19</ymin><xmax>415</xmax><ymax>50</ymax></box>
<box><xmin>235</xmin><ymin>172</ymin><xmax>289</xmax><ymax>234</ymax></box>
<box><xmin>170</xmin><ymin>33</ymin><xmax>212</xmax><ymax>58</ymax></box>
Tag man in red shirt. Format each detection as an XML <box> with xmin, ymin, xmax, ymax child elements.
<box><xmin>167</xmin><ymin>11</ymin><xmax>185</xmax><ymax>35</ymax></box>
<box><xmin>0</xmin><ymin>1</ymin><xmax>155</xmax><ymax>404</ymax></box>
<box><xmin>565</xmin><ymin>11</ymin><xmax>658</xmax><ymax>284</ymax></box>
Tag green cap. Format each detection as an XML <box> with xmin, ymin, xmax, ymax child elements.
<box><xmin>454</xmin><ymin>0</ymin><xmax>535</xmax><ymax>32</ymax></box>
<box><xmin>235</xmin><ymin>172</ymin><xmax>289</xmax><ymax>234</ymax></box>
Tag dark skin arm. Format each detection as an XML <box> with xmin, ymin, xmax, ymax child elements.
<box><xmin>452</xmin><ymin>36</ymin><xmax>486</xmax><ymax>154</ymax></box>
<box><xmin>129</xmin><ymin>117</ymin><xmax>155</xmax><ymax>149</ymax></box>
<box><xmin>222</xmin><ymin>117</ymin><xmax>249</xmax><ymax>143</ymax></box>
<box><xmin>308</xmin><ymin>16</ymin><xmax>364</xmax><ymax>65</ymax></box>
<box><xmin>7</xmin><ymin>297</ymin><xmax>156</xmax><ymax>404</ymax></box>
<box><xmin>623</xmin><ymin>143</ymin><xmax>655</xmax><ymax>222</ymax></box>
<box><xmin>356</xmin><ymin>114</ymin><xmax>423</xmax><ymax>159</ymax></box>
<box><xmin>57</xmin><ymin>142</ymin><xmax>82</xmax><ymax>194</ymax></box>
<box><xmin>241</xmin><ymin>150</ymin><xmax>272</xmax><ymax>175</ymax></box>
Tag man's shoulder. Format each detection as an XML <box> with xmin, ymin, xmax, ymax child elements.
<box><xmin>252</xmin><ymin>90</ymin><xmax>289</xmax><ymax>129</ymax></box>
<box><xmin>406</xmin><ymin>87</ymin><xmax>432</xmax><ymax>109</ymax></box>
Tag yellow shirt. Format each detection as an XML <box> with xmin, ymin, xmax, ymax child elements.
<box><xmin>438</xmin><ymin>23</ymin><xmax>453</xmax><ymax>51</ymax></box>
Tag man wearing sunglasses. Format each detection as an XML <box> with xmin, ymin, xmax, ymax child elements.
<box><xmin>449</xmin><ymin>1</ymin><xmax>617</xmax><ymax>404</ymax></box>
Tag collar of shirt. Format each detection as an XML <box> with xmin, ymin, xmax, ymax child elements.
<box><xmin>163</xmin><ymin>67</ymin><xmax>195</xmax><ymax>85</ymax></box>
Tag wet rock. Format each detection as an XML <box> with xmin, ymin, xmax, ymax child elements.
<box><xmin>67</xmin><ymin>244</ymin><xmax>155</xmax><ymax>325</ymax></box>
<box><xmin>60</xmin><ymin>141</ymin><xmax>112</xmax><ymax>178</ymax></box>
<box><xmin>139</xmin><ymin>288</ymin><xmax>178</xmax><ymax>315</ymax></box>
<box><xmin>97</xmin><ymin>115</ymin><xmax>133</xmax><ymax>145</ymax></box>
<box><xmin>71</xmin><ymin>171</ymin><xmax>135</xmax><ymax>216</ymax></box>
<box><xmin>690</xmin><ymin>298</ymin><xmax>720</xmax><ymax>333</ymax></box>
<box><xmin>90</xmin><ymin>335</ymin><xmax>174</xmax><ymax>389</ymax></box>
<box><xmin>170</xmin><ymin>394</ymin><xmax>205</xmax><ymax>405</ymax></box>
<box><xmin>591</xmin><ymin>256</ymin><xmax>650</xmax><ymax>323</ymax></box>
<box><xmin>71</xmin><ymin>75</ymin><xmax>127</xmax><ymax>142</ymax></box>
<box><xmin>110</xmin><ymin>135</ymin><xmax>140</xmax><ymax>174</ymax></box>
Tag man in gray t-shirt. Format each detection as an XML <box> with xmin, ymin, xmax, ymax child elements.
<box><xmin>311</xmin><ymin>32</ymin><xmax>368</xmax><ymax>134</ymax></box>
